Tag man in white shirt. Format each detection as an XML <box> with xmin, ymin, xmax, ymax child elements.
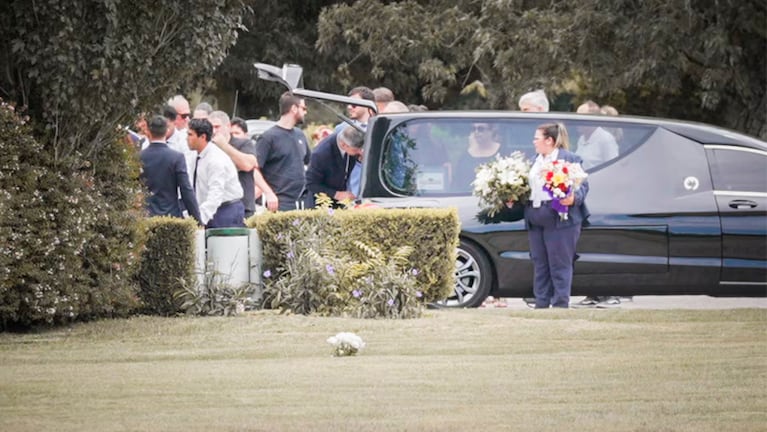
<box><xmin>575</xmin><ymin>101</ymin><xmax>619</xmax><ymax>169</ymax></box>
<box><xmin>186</xmin><ymin>118</ymin><xmax>245</xmax><ymax>228</ymax></box>
<box><xmin>167</xmin><ymin>96</ymin><xmax>197</xmax><ymax>179</ymax></box>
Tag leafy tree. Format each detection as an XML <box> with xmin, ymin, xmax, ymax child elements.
<box><xmin>0</xmin><ymin>0</ymin><xmax>248</xmax><ymax>328</ymax></box>
<box><xmin>568</xmin><ymin>0</ymin><xmax>766</xmax><ymax>138</ymax></box>
<box><xmin>213</xmin><ymin>0</ymin><xmax>348</xmax><ymax>119</ymax></box>
<box><xmin>317</xmin><ymin>0</ymin><xmax>483</xmax><ymax>108</ymax></box>
<box><xmin>0</xmin><ymin>0</ymin><xmax>249</xmax><ymax>161</ymax></box>
<box><xmin>316</xmin><ymin>0</ymin><xmax>766</xmax><ymax>138</ymax></box>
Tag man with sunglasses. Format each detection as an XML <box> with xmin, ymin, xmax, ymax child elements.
<box><xmin>166</xmin><ymin>95</ymin><xmax>197</xmax><ymax>181</ymax></box>
<box><xmin>334</xmin><ymin>86</ymin><xmax>376</xmax><ymax>134</ymax></box>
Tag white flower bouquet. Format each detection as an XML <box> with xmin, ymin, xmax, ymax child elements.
<box><xmin>327</xmin><ymin>332</ymin><xmax>366</xmax><ymax>357</ymax></box>
<box><xmin>472</xmin><ymin>151</ymin><xmax>532</xmax><ymax>216</ymax></box>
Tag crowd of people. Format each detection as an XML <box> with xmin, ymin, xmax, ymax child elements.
<box><xmin>133</xmin><ymin>86</ymin><xmax>401</xmax><ymax>230</ymax></box>
<box><xmin>134</xmin><ymin>87</ymin><xmax>625</xmax><ymax>309</ymax></box>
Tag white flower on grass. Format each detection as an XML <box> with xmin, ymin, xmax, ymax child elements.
<box><xmin>327</xmin><ymin>332</ymin><xmax>365</xmax><ymax>357</ymax></box>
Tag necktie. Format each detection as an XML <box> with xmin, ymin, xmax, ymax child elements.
<box><xmin>193</xmin><ymin>155</ymin><xmax>201</xmax><ymax>191</ymax></box>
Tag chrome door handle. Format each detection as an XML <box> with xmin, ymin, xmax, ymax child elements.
<box><xmin>728</xmin><ymin>199</ymin><xmax>757</xmax><ymax>209</ymax></box>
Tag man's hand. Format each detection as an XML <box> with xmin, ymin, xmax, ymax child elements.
<box><xmin>212</xmin><ymin>129</ymin><xmax>231</xmax><ymax>148</ymax></box>
<box><xmin>334</xmin><ymin>191</ymin><xmax>356</xmax><ymax>201</ymax></box>
<box><xmin>263</xmin><ymin>191</ymin><xmax>279</xmax><ymax>212</ymax></box>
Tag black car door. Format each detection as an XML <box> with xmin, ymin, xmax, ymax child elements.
<box><xmin>568</xmin><ymin>125</ymin><xmax>722</xmax><ymax>294</ymax></box>
<box><xmin>705</xmin><ymin>145</ymin><xmax>767</xmax><ymax>293</ymax></box>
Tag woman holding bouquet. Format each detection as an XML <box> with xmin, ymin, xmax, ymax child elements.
<box><xmin>524</xmin><ymin>123</ymin><xmax>589</xmax><ymax>308</ymax></box>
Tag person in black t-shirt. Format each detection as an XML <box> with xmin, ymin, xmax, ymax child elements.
<box><xmin>255</xmin><ymin>92</ymin><xmax>312</xmax><ymax>211</ymax></box>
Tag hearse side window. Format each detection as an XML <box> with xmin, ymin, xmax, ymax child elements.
<box><xmin>563</xmin><ymin>120</ymin><xmax>653</xmax><ymax>171</ymax></box>
<box><xmin>706</xmin><ymin>147</ymin><xmax>767</xmax><ymax>193</ymax></box>
<box><xmin>382</xmin><ymin>119</ymin><xmax>654</xmax><ymax>196</ymax></box>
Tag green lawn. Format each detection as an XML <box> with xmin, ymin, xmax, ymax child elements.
<box><xmin>1</xmin><ymin>308</ymin><xmax>765</xmax><ymax>432</ymax></box>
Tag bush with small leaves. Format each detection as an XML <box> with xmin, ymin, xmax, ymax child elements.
<box><xmin>253</xmin><ymin>198</ymin><xmax>457</xmax><ymax>319</ymax></box>
<box><xmin>0</xmin><ymin>102</ymin><xmax>140</xmax><ymax>329</ymax></box>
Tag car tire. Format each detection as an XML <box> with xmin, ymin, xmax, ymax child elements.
<box><xmin>436</xmin><ymin>239</ymin><xmax>493</xmax><ymax>308</ymax></box>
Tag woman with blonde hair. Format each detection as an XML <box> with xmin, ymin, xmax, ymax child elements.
<box><xmin>523</xmin><ymin>123</ymin><xmax>589</xmax><ymax>308</ymax></box>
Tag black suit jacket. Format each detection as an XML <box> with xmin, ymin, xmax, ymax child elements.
<box><xmin>304</xmin><ymin>133</ymin><xmax>354</xmax><ymax>207</ymax></box>
<box><xmin>140</xmin><ymin>142</ymin><xmax>201</xmax><ymax>223</ymax></box>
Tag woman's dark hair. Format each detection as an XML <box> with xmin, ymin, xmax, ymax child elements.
<box><xmin>537</xmin><ymin>122</ymin><xmax>570</xmax><ymax>150</ymax></box>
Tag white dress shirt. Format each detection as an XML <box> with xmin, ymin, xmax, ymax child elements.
<box><xmin>194</xmin><ymin>143</ymin><xmax>244</xmax><ymax>225</ymax></box>
<box><xmin>575</xmin><ymin>127</ymin><xmax>618</xmax><ymax>169</ymax></box>
<box><xmin>167</xmin><ymin>128</ymin><xmax>197</xmax><ymax>182</ymax></box>
<box><xmin>528</xmin><ymin>148</ymin><xmax>559</xmax><ymax>208</ymax></box>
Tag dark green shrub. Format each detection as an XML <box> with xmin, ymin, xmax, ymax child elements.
<box><xmin>135</xmin><ymin>217</ymin><xmax>198</xmax><ymax>316</ymax></box>
<box><xmin>249</xmin><ymin>206</ymin><xmax>459</xmax><ymax>318</ymax></box>
<box><xmin>0</xmin><ymin>103</ymin><xmax>141</xmax><ymax>330</ymax></box>
<box><xmin>78</xmin><ymin>137</ymin><xmax>144</xmax><ymax>320</ymax></box>
<box><xmin>332</xmin><ymin>208</ymin><xmax>459</xmax><ymax>302</ymax></box>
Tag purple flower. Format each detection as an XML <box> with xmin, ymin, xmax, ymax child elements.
<box><xmin>276</xmin><ymin>233</ymin><xmax>284</xmax><ymax>240</ymax></box>
<box><xmin>292</xmin><ymin>219</ymin><xmax>300</xmax><ymax>226</ymax></box>
<box><xmin>387</xmin><ymin>299</ymin><xmax>395</xmax><ymax>306</ymax></box>
<box><xmin>287</xmin><ymin>251</ymin><xmax>294</xmax><ymax>259</ymax></box>
<box><xmin>352</xmin><ymin>290</ymin><xmax>362</xmax><ymax>298</ymax></box>
<box><xmin>326</xmin><ymin>264</ymin><xmax>335</xmax><ymax>275</ymax></box>
<box><xmin>415</xmin><ymin>291</ymin><xmax>423</xmax><ymax>298</ymax></box>
<box><xmin>411</xmin><ymin>268</ymin><xmax>419</xmax><ymax>276</ymax></box>
<box><xmin>327</xmin><ymin>208</ymin><xmax>335</xmax><ymax>216</ymax></box>
<box><xmin>263</xmin><ymin>269</ymin><xmax>272</xmax><ymax>278</ymax></box>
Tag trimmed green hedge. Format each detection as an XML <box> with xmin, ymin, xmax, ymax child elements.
<box><xmin>135</xmin><ymin>217</ymin><xmax>198</xmax><ymax>316</ymax></box>
<box><xmin>248</xmin><ymin>207</ymin><xmax>460</xmax><ymax>303</ymax></box>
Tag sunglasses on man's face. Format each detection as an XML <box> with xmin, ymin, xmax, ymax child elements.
<box><xmin>179</xmin><ymin>113</ymin><xmax>191</xmax><ymax>119</ymax></box>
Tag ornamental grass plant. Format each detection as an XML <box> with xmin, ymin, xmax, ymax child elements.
<box><xmin>0</xmin><ymin>308</ymin><xmax>764</xmax><ymax>432</ymax></box>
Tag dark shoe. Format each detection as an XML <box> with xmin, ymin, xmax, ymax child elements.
<box><xmin>523</xmin><ymin>297</ymin><xmax>536</xmax><ymax>308</ymax></box>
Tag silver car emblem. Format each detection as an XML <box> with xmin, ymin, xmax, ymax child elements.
<box><xmin>683</xmin><ymin>176</ymin><xmax>699</xmax><ymax>191</ymax></box>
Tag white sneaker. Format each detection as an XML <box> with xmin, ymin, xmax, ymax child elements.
<box><xmin>572</xmin><ymin>297</ymin><xmax>600</xmax><ymax>308</ymax></box>
<box><xmin>596</xmin><ymin>297</ymin><xmax>621</xmax><ymax>308</ymax></box>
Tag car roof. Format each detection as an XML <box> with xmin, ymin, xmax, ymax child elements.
<box><xmin>246</xmin><ymin>119</ymin><xmax>276</xmax><ymax>130</ymax></box>
<box><xmin>376</xmin><ymin>111</ymin><xmax>767</xmax><ymax>150</ymax></box>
